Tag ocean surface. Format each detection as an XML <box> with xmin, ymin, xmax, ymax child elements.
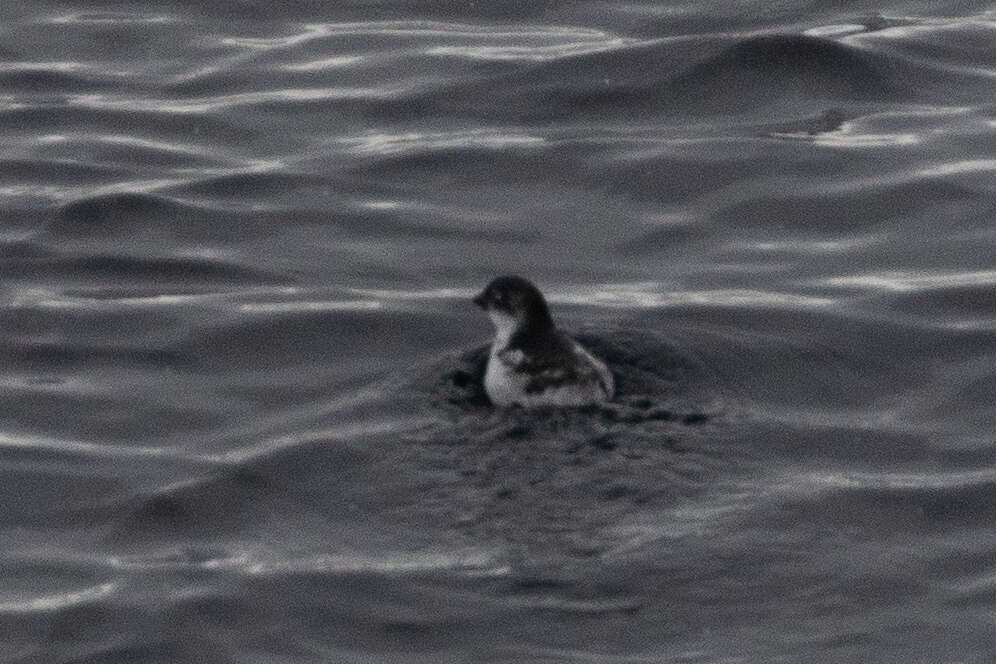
<box><xmin>1</xmin><ymin>1</ymin><xmax>995</xmax><ymax>662</ymax></box>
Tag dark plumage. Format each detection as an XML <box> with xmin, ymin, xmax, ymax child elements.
<box><xmin>473</xmin><ymin>276</ymin><xmax>614</xmax><ymax>407</ymax></box>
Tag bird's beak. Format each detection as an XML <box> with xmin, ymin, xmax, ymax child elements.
<box><xmin>472</xmin><ymin>291</ymin><xmax>487</xmax><ymax>309</ymax></box>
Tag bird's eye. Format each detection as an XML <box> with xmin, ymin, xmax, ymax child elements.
<box><xmin>492</xmin><ymin>291</ymin><xmax>503</xmax><ymax>302</ymax></box>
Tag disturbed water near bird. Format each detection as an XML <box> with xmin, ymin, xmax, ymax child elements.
<box><xmin>1</xmin><ymin>2</ymin><xmax>995</xmax><ymax>662</ymax></box>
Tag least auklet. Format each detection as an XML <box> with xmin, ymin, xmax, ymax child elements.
<box><xmin>473</xmin><ymin>276</ymin><xmax>614</xmax><ymax>407</ymax></box>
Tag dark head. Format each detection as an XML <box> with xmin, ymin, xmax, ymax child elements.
<box><xmin>473</xmin><ymin>275</ymin><xmax>554</xmax><ymax>338</ymax></box>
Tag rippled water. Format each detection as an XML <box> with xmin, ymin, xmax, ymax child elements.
<box><xmin>1</xmin><ymin>2</ymin><xmax>994</xmax><ymax>662</ymax></box>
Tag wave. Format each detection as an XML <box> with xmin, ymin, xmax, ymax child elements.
<box><xmin>0</xmin><ymin>158</ymin><xmax>129</xmax><ymax>184</ymax></box>
<box><xmin>109</xmin><ymin>433</ymin><xmax>374</xmax><ymax>546</ymax></box>
<box><xmin>170</xmin><ymin>307</ymin><xmax>456</xmax><ymax>373</ymax></box>
<box><xmin>666</xmin><ymin>34</ymin><xmax>914</xmax><ymax>106</ymax></box>
<box><xmin>0</xmin><ymin>238</ymin><xmax>56</xmax><ymax>260</ymax></box>
<box><xmin>32</xmin><ymin>254</ymin><xmax>287</xmax><ymax>284</ymax></box>
<box><xmin>5</xmin><ymin>246</ymin><xmax>290</xmax><ymax>289</ymax></box>
<box><xmin>0</xmin><ymin>461</ymin><xmax>126</xmax><ymax>527</ymax></box>
<box><xmin>110</xmin><ymin>472</ymin><xmax>272</xmax><ymax>543</ymax></box>
<box><xmin>49</xmin><ymin>191</ymin><xmax>307</xmax><ymax>247</ymax></box>
<box><xmin>0</xmin><ymin>339</ymin><xmax>189</xmax><ymax>373</ymax></box>
<box><xmin>0</xmin><ymin>68</ymin><xmax>122</xmax><ymax>94</ymax></box>
<box><xmin>171</xmin><ymin>171</ymin><xmax>328</xmax><ymax>198</ymax></box>
<box><xmin>380</xmin><ymin>32</ymin><xmax>960</xmax><ymax>123</ymax></box>
<box><xmin>713</xmin><ymin>177</ymin><xmax>976</xmax><ymax>232</ymax></box>
<box><xmin>356</xmin><ymin>328</ymin><xmax>744</xmax><ymax>562</ymax></box>
<box><xmin>777</xmin><ymin>471</ymin><xmax>996</xmax><ymax>532</ymax></box>
<box><xmin>0</xmin><ymin>105</ymin><xmax>257</xmax><ymax>147</ymax></box>
<box><xmin>53</xmin><ymin>192</ymin><xmax>213</xmax><ymax>237</ymax></box>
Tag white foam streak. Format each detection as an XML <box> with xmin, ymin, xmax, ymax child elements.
<box><xmin>302</xmin><ymin>20</ymin><xmax>612</xmax><ymax>39</ymax></box>
<box><xmin>812</xmin><ymin>131</ymin><xmax>921</xmax><ymax>148</ymax></box>
<box><xmin>919</xmin><ymin>159</ymin><xmax>996</xmax><ymax>177</ymax></box>
<box><xmin>220</xmin><ymin>24</ymin><xmax>330</xmax><ymax>50</ymax></box>
<box><xmin>46</xmin><ymin>12</ymin><xmax>174</xmax><ymax>25</ymax></box>
<box><xmin>236</xmin><ymin>550</ymin><xmax>508</xmax><ymax>576</ymax></box>
<box><xmin>239</xmin><ymin>300</ymin><xmax>382</xmax><ymax>313</ymax></box>
<box><xmin>427</xmin><ymin>38</ymin><xmax>631</xmax><ymax>61</ymax></box>
<box><xmin>551</xmin><ymin>285</ymin><xmax>835</xmax><ymax>310</ymax></box>
<box><xmin>91</xmin><ymin>133</ymin><xmax>215</xmax><ymax>157</ymax></box>
<box><xmin>804</xmin><ymin>24</ymin><xmax>867</xmax><ymax>37</ymax></box>
<box><xmin>13</xmin><ymin>287</ymin><xmax>389</xmax><ymax>315</ymax></box>
<box><xmin>742</xmin><ymin>235</ymin><xmax>883</xmax><ymax>254</ymax></box>
<box><xmin>69</xmin><ymin>87</ymin><xmax>401</xmax><ymax>114</ymax></box>
<box><xmin>216</xmin><ymin>20</ymin><xmax>618</xmax><ymax>55</ymax></box>
<box><xmin>203</xmin><ymin>417</ymin><xmax>424</xmax><ymax>465</ymax></box>
<box><xmin>25</xmin><ymin>132</ymin><xmax>219</xmax><ymax>160</ymax></box>
<box><xmin>775</xmin><ymin>106</ymin><xmax>978</xmax><ymax>149</ymax></box>
<box><xmin>0</xmin><ymin>157</ymin><xmax>283</xmax><ymax>203</ymax></box>
<box><xmin>103</xmin><ymin>542</ymin><xmax>507</xmax><ymax>577</ymax></box>
<box><xmin>805</xmin><ymin>468</ymin><xmax>996</xmax><ymax>491</ymax></box>
<box><xmin>350</xmin><ymin>286</ymin><xmax>477</xmax><ymax>300</ymax></box>
<box><xmin>842</xmin><ymin>16</ymin><xmax>996</xmax><ymax>46</ymax></box>
<box><xmin>0</xmin><ymin>177</ymin><xmax>188</xmax><ymax>203</ymax></box>
<box><xmin>0</xmin><ymin>61</ymin><xmax>87</xmax><ymax>73</ymax></box>
<box><xmin>0</xmin><ymin>95</ymin><xmax>30</xmax><ymax>111</ymax></box>
<box><xmin>0</xmin><ymin>432</ymin><xmax>172</xmax><ymax>459</ymax></box>
<box><xmin>15</xmin><ymin>289</ymin><xmax>228</xmax><ymax>310</ymax></box>
<box><xmin>0</xmin><ymin>583</ymin><xmax>118</xmax><ymax>614</ymax></box>
<box><xmin>818</xmin><ymin>270</ymin><xmax>996</xmax><ymax>292</ymax></box>
<box><xmin>277</xmin><ymin>55</ymin><xmax>365</xmax><ymax>71</ymax></box>
<box><xmin>336</xmin><ymin>129</ymin><xmax>545</xmax><ymax>155</ymax></box>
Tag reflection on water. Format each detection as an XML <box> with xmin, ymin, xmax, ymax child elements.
<box><xmin>0</xmin><ymin>582</ymin><xmax>119</xmax><ymax>614</ymax></box>
<box><xmin>336</xmin><ymin>129</ymin><xmax>547</xmax><ymax>154</ymax></box>
<box><xmin>818</xmin><ymin>269</ymin><xmax>996</xmax><ymax>291</ymax></box>
<box><xmin>1</xmin><ymin>2</ymin><xmax>994</xmax><ymax>662</ymax></box>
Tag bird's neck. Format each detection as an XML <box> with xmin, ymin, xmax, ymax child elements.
<box><xmin>488</xmin><ymin>310</ymin><xmax>519</xmax><ymax>350</ymax></box>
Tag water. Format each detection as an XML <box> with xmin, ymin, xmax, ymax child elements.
<box><xmin>1</xmin><ymin>2</ymin><xmax>994</xmax><ymax>662</ymax></box>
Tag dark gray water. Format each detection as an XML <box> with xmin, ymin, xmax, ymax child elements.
<box><xmin>2</xmin><ymin>2</ymin><xmax>995</xmax><ymax>662</ymax></box>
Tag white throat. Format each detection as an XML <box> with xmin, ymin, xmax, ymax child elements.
<box><xmin>487</xmin><ymin>310</ymin><xmax>519</xmax><ymax>349</ymax></box>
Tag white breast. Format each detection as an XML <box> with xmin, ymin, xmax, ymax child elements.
<box><xmin>484</xmin><ymin>346</ymin><xmax>528</xmax><ymax>407</ymax></box>
<box><xmin>483</xmin><ymin>339</ymin><xmax>613</xmax><ymax>408</ymax></box>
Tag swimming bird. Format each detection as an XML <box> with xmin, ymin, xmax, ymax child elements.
<box><xmin>473</xmin><ymin>276</ymin><xmax>614</xmax><ymax>407</ymax></box>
